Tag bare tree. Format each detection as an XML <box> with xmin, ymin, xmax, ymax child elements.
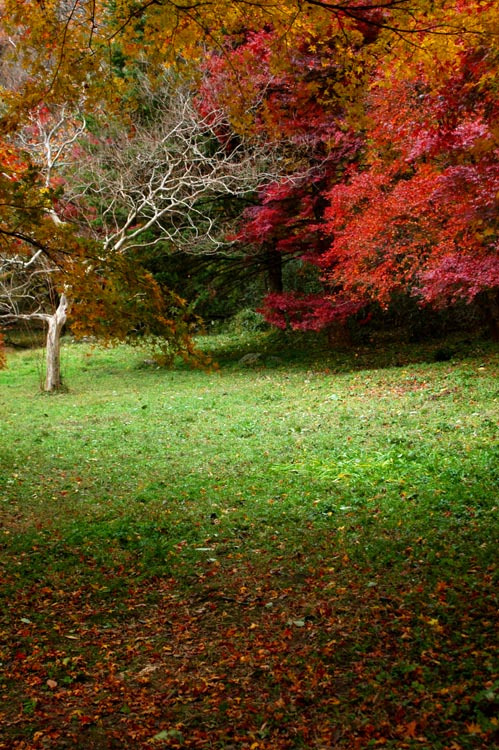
<box><xmin>1</xmin><ymin>80</ymin><xmax>283</xmax><ymax>388</ymax></box>
<box><xmin>18</xmin><ymin>103</ymin><xmax>86</xmax><ymax>196</ymax></box>
<box><xmin>0</xmin><ymin>104</ymin><xmax>84</xmax><ymax>390</ymax></box>
<box><xmin>0</xmin><ymin>248</ymin><xmax>70</xmax><ymax>391</ymax></box>
<box><xmin>71</xmin><ymin>78</ymin><xmax>283</xmax><ymax>257</ymax></box>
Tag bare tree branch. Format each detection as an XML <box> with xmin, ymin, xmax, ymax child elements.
<box><xmin>0</xmin><ymin>249</ymin><xmax>57</xmax><ymax>322</ymax></box>
<box><xmin>18</xmin><ymin>103</ymin><xmax>86</xmax><ymax>191</ymax></box>
<box><xmin>70</xmin><ymin>77</ymin><xmax>286</xmax><ymax>255</ymax></box>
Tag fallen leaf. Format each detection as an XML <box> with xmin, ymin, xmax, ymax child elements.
<box><xmin>404</xmin><ymin>720</ymin><xmax>417</xmax><ymax>738</ymax></box>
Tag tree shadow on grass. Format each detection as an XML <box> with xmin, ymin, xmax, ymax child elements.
<box><xmin>192</xmin><ymin>328</ymin><xmax>497</xmax><ymax>375</ymax></box>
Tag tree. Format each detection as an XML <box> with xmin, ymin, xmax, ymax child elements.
<box><xmin>70</xmin><ymin>78</ymin><xmax>279</xmax><ymax>258</ymax></box>
<box><xmin>0</xmin><ymin>76</ymin><xmax>283</xmax><ymax>385</ymax></box>
<box><xmin>0</xmin><ymin>248</ymin><xmax>70</xmax><ymax>390</ymax></box>
<box><xmin>0</xmin><ymin>24</ymin><xmax>90</xmax><ymax>385</ymax></box>
<box><xmin>320</xmin><ymin>15</ymin><xmax>499</xmax><ymax>334</ymax></box>
<box><xmin>1</xmin><ymin>0</ymin><xmax>495</xmax><ymax>351</ymax></box>
<box><xmin>195</xmin><ymin>1</ymin><xmax>498</xmax><ymax>335</ymax></box>
<box><xmin>0</xmin><ymin>103</ymin><xmax>204</xmax><ymax>388</ymax></box>
<box><xmin>0</xmin><ymin>0</ymin><xmax>486</xmax><ymax>133</ymax></box>
<box><xmin>0</xmin><ymin>130</ymin><xmax>73</xmax><ymax>388</ymax></box>
<box><xmin>197</xmin><ymin>25</ymin><xmax>367</xmax><ymax>328</ymax></box>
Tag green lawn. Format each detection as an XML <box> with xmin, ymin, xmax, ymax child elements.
<box><xmin>1</xmin><ymin>332</ymin><xmax>498</xmax><ymax>749</ymax></box>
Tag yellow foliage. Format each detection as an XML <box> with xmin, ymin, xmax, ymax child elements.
<box><xmin>2</xmin><ymin>0</ymin><xmax>495</xmax><ymax>134</ymax></box>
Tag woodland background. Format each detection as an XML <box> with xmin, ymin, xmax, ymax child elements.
<box><xmin>0</xmin><ymin>0</ymin><xmax>497</xmax><ymax>381</ymax></box>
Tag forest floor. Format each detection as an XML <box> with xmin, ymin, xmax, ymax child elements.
<box><xmin>0</xmin><ymin>330</ymin><xmax>498</xmax><ymax>749</ymax></box>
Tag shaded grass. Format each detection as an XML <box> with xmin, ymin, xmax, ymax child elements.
<box><xmin>0</xmin><ymin>331</ymin><xmax>498</xmax><ymax>748</ymax></box>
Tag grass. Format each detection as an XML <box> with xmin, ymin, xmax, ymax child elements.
<box><xmin>0</xmin><ymin>330</ymin><xmax>498</xmax><ymax>749</ymax></box>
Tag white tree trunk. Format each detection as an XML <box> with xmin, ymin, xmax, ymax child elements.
<box><xmin>44</xmin><ymin>293</ymin><xmax>71</xmax><ymax>392</ymax></box>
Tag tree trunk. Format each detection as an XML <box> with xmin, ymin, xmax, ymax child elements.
<box><xmin>482</xmin><ymin>290</ymin><xmax>499</xmax><ymax>341</ymax></box>
<box><xmin>44</xmin><ymin>293</ymin><xmax>70</xmax><ymax>392</ymax></box>
<box><xmin>265</xmin><ymin>246</ymin><xmax>283</xmax><ymax>293</ymax></box>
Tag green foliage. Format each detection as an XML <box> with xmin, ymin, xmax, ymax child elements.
<box><xmin>226</xmin><ymin>307</ymin><xmax>269</xmax><ymax>333</ymax></box>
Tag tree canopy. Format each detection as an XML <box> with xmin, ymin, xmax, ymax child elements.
<box><xmin>0</xmin><ymin>0</ymin><xmax>498</xmax><ymax>376</ymax></box>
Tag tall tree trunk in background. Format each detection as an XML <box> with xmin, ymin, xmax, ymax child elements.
<box><xmin>44</xmin><ymin>293</ymin><xmax>71</xmax><ymax>392</ymax></box>
<box><xmin>483</xmin><ymin>291</ymin><xmax>499</xmax><ymax>341</ymax></box>
<box><xmin>265</xmin><ymin>245</ymin><xmax>283</xmax><ymax>293</ymax></box>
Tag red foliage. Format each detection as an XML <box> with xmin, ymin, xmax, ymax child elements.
<box><xmin>233</xmin><ymin>153</ymin><xmax>358</xmax><ymax>261</ymax></box>
<box><xmin>198</xmin><ymin>5</ymin><xmax>498</xmax><ymax>332</ymax></box>
<box><xmin>320</xmin><ymin>39</ymin><xmax>499</xmax><ymax>311</ymax></box>
<box><xmin>198</xmin><ymin>27</ymin><xmax>350</xmax><ymax>148</ymax></box>
<box><xmin>199</xmin><ymin>27</ymin><xmax>364</xmax><ymax>329</ymax></box>
<box><xmin>259</xmin><ymin>292</ymin><xmax>365</xmax><ymax>330</ymax></box>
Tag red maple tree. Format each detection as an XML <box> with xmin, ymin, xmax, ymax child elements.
<box><xmin>320</xmin><ymin>26</ymin><xmax>499</xmax><ymax>333</ymax></box>
<box><xmin>199</xmin><ymin>3</ymin><xmax>498</xmax><ymax>336</ymax></box>
<box><xmin>199</xmin><ymin>25</ymin><xmax>366</xmax><ymax>327</ymax></box>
